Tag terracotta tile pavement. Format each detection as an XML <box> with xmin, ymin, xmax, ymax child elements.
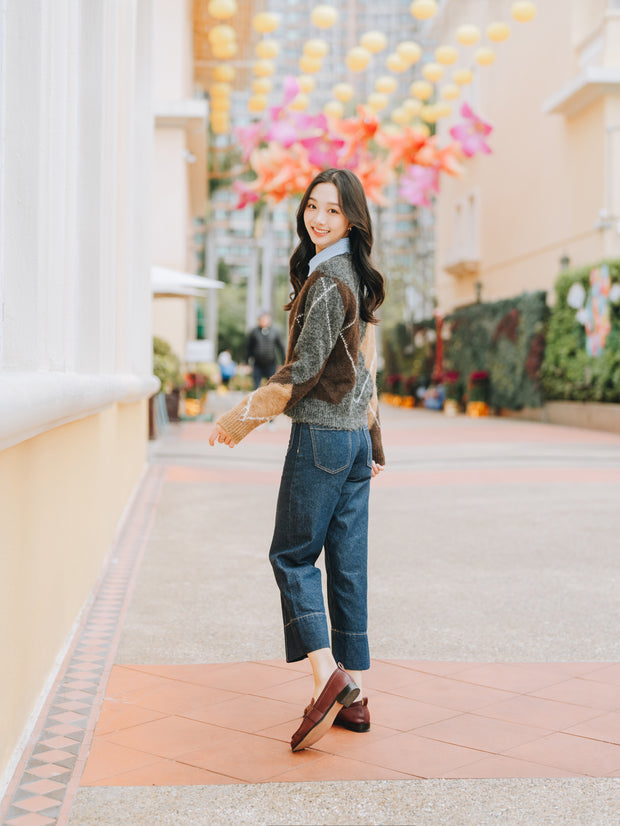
<box><xmin>79</xmin><ymin>658</ymin><xmax>620</xmax><ymax>786</ymax></box>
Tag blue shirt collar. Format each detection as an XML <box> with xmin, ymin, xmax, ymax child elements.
<box><xmin>308</xmin><ymin>237</ymin><xmax>350</xmax><ymax>273</ymax></box>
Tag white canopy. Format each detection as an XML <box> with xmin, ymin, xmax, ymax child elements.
<box><xmin>151</xmin><ymin>265</ymin><xmax>224</xmax><ymax>297</ymax></box>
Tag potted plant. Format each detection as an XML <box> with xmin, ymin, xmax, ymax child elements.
<box><xmin>183</xmin><ymin>362</ymin><xmax>220</xmax><ymax>417</ymax></box>
<box><xmin>153</xmin><ymin>337</ymin><xmax>184</xmax><ymax>422</ymax></box>
<box><xmin>442</xmin><ymin>370</ymin><xmax>462</xmax><ymax>416</ymax></box>
<box><xmin>466</xmin><ymin>370</ymin><xmax>490</xmax><ymax>417</ymax></box>
<box><xmin>384</xmin><ymin>373</ymin><xmax>403</xmax><ymax>405</ymax></box>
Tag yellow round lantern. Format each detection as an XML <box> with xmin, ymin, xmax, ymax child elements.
<box><xmin>397</xmin><ymin>41</ymin><xmax>422</xmax><ymax>65</ymax></box>
<box><xmin>453</xmin><ymin>67</ymin><xmax>473</xmax><ymax>85</ymax></box>
<box><xmin>360</xmin><ymin>31</ymin><xmax>388</xmax><ymax>54</ymax></box>
<box><xmin>422</xmin><ymin>62</ymin><xmax>444</xmax><ymax>82</ymax></box>
<box><xmin>375</xmin><ymin>75</ymin><xmax>398</xmax><ymax>94</ymax></box>
<box><xmin>456</xmin><ymin>24</ymin><xmax>481</xmax><ymax>45</ymax></box>
<box><xmin>475</xmin><ymin>47</ymin><xmax>495</xmax><ymax>66</ymax></box>
<box><xmin>434</xmin><ymin>102</ymin><xmax>452</xmax><ymax>120</ymax></box>
<box><xmin>410</xmin><ymin>0</ymin><xmax>438</xmax><ymax>20</ymax></box>
<box><xmin>324</xmin><ymin>100</ymin><xmax>344</xmax><ymax>118</ymax></box>
<box><xmin>208</xmin><ymin>0</ymin><xmax>236</xmax><ymax>19</ymax></box>
<box><xmin>386</xmin><ymin>53</ymin><xmax>409</xmax><ymax>73</ymax></box>
<box><xmin>213</xmin><ymin>64</ymin><xmax>235</xmax><ymax>83</ymax></box>
<box><xmin>367</xmin><ymin>92</ymin><xmax>389</xmax><ymax>112</ymax></box>
<box><xmin>210</xmin><ymin>82</ymin><xmax>232</xmax><ymax>97</ymax></box>
<box><xmin>248</xmin><ymin>95</ymin><xmax>268</xmax><ymax>113</ymax></box>
<box><xmin>252</xmin><ymin>77</ymin><xmax>272</xmax><ymax>94</ymax></box>
<box><xmin>211</xmin><ymin>113</ymin><xmax>230</xmax><ymax>135</ymax></box>
<box><xmin>333</xmin><ymin>82</ymin><xmax>355</xmax><ymax>102</ymax></box>
<box><xmin>212</xmin><ymin>41</ymin><xmax>237</xmax><ymax>59</ymax></box>
<box><xmin>435</xmin><ymin>45</ymin><xmax>458</xmax><ymax>65</ymax></box>
<box><xmin>441</xmin><ymin>83</ymin><xmax>460</xmax><ymax>101</ymax></box>
<box><xmin>402</xmin><ymin>98</ymin><xmax>422</xmax><ymax>117</ymax></box>
<box><xmin>487</xmin><ymin>21</ymin><xmax>511</xmax><ymax>42</ymax></box>
<box><xmin>304</xmin><ymin>38</ymin><xmax>329</xmax><ymax>58</ymax></box>
<box><xmin>391</xmin><ymin>107</ymin><xmax>410</xmax><ymax>125</ymax></box>
<box><xmin>311</xmin><ymin>5</ymin><xmax>339</xmax><ymax>28</ymax></box>
<box><xmin>210</xmin><ymin>95</ymin><xmax>230</xmax><ymax>112</ymax></box>
<box><xmin>410</xmin><ymin>79</ymin><xmax>433</xmax><ymax>101</ymax></box>
<box><xmin>298</xmin><ymin>75</ymin><xmax>316</xmax><ymax>93</ymax></box>
<box><xmin>289</xmin><ymin>93</ymin><xmax>310</xmax><ymax>111</ymax></box>
<box><xmin>256</xmin><ymin>39</ymin><xmax>280</xmax><ymax>59</ymax></box>
<box><xmin>422</xmin><ymin>103</ymin><xmax>450</xmax><ymax>123</ymax></box>
<box><xmin>511</xmin><ymin>1</ymin><xmax>537</xmax><ymax>22</ymax></box>
<box><xmin>421</xmin><ymin>104</ymin><xmax>439</xmax><ymax>123</ymax></box>
<box><xmin>208</xmin><ymin>24</ymin><xmax>235</xmax><ymax>44</ymax></box>
<box><xmin>252</xmin><ymin>12</ymin><xmax>280</xmax><ymax>33</ymax></box>
<box><xmin>299</xmin><ymin>54</ymin><xmax>322</xmax><ymax>74</ymax></box>
<box><xmin>346</xmin><ymin>46</ymin><xmax>372</xmax><ymax>72</ymax></box>
<box><xmin>253</xmin><ymin>59</ymin><xmax>275</xmax><ymax>77</ymax></box>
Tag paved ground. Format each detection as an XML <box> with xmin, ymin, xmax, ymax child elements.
<box><xmin>2</xmin><ymin>396</ymin><xmax>620</xmax><ymax>825</ymax></box>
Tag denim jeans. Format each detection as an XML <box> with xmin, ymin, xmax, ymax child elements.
<box><xmin>269</xmin><ymin>422</ymin><xmax>373</xmax><ymax>671</ymax></box>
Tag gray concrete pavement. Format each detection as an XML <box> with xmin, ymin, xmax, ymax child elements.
<box><xmin>67</xmin><ymin>397</ymin><xmax>620</xmax><ymax>825</ymax></box>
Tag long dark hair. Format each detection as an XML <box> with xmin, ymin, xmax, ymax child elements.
<box><xmin>285</xmin><ymin>168</ymin><xmax>385</xmax><ymax>324</ymax></box>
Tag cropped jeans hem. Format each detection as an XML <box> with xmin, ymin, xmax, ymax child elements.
<box><xmin>269</xmin><ymin>422</ymin><xmax>372</xmax><ymax>673</ymax></box>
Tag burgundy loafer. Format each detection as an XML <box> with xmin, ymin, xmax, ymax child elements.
<box><xmin>334</xmin><ymin>697</ymin><xmax>370</xmax><ymax>732</ymax></box>
<box><xmin>290</xmin><ymin>664</ymin><xmax>360</xmax><ymax>752</ymax></box>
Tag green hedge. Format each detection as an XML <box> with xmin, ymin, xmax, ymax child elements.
<box><xmin>444</xmin><ymin>291</ymin><xmax>547</xmax><ymax>410</ymax></box>
<box><xmin>540</xmin><ymin>260</ymin><xmax>620</xmax><ymax>402</ymax></box>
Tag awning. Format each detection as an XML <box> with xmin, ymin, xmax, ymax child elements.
<box><xmin>151</xmin><ymin>265</ymin><xmax>224</xmax><ymax>297</ymax></box>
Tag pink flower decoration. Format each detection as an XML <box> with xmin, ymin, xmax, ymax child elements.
<box><xmin>235</xmin><ymin>122</ymin><xmax>265</xmax><ymax>162</ymax></box>
<box><xmin>399</xmin><ymin>165</ymin><xmax>440</xmax><ymax>208</ymax></box>
<box><xmin>449</xmin><ymin>102</ymin><xmax>493</xmax><ymax>157</ymax></box>
<box><xmin>233</xmin><ymin>180</ymin><xmax>260</xmax><ymax>209</ymax></box>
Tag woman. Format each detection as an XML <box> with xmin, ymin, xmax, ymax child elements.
<box><xmin>209</xmin><ymin>168</ymin><xmax>385</xmax><ymax>751</ymax></box>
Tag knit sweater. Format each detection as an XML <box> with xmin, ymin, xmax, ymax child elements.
<box><xmin>217</xmin><ymin>244</ymin><xmax>385</xmax><ymax>465</ymax></box>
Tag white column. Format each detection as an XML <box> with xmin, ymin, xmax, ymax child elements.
<box><xmin>114</xmin><ymin>0</ymin><xmax>137</xmax><ymax>374</ymax></box>
<box><xmin>128</xmin><ymin>0</ymin><xmax>154</xmax><ymax>376</ymax></box>
<box><xmin>1</xmin><ymin>0</ymin><xmax>47</xmax><ymax>370</ymax></box>
<box><xmin>99</xmin><ymin>0</ymin><xmax>121</xmax><ymax>375</ymax></box>
<box><xmin>74</xmin><ymin>0</ymin><xmax>103</xmax><ymax>373</ymax></box>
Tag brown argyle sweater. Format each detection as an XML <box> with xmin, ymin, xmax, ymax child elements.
<box><xmin>217</xmin><ymin>251</ymin><xmax>384</xmax><ymax>465</ymax></box>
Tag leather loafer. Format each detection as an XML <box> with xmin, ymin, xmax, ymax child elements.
<box><xmin>334</xmin><ymin>697</ymin><xmax>370</xmax><ymax>732</ymax></box>
<box><xmin>290</xmin><ymin>664</ymin><xmax>359</xmax><ymax>752</ymax></box>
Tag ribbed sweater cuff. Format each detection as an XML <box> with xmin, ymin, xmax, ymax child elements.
<box><xmin>217</xmin><ymin>406</ymin><xmax>258</xmax><ymax>444</ymax></box>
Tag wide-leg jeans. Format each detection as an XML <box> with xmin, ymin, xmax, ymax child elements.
<box><xmin>269</xmin><ymin>422</ymin><xmax>373</xmax><ymax>671</ymax></box>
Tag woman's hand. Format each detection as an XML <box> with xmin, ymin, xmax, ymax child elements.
<box><xmin>371</xmin><ymin>461</ymin><xmax>384</xmax><ymax>478</ymax></box>
<box><xmin>208</xmin><ymin>423</ymin><xmax>235</xmax><ymax>448</ymax></box>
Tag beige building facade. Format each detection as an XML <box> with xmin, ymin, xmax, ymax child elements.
<box><xmin>0</xmin><ymin>0</ymin><xmax>157</xmax><ymax>784</ymax></box>
<box><xmin>432</xmin><ymin>0</ymin><xmax>620</xmax><ymax>311</ymax></box>
<box><xmin>152</xmin><ymin>0</ymin><xmax>220</xmax><ymax>364</ymax></box>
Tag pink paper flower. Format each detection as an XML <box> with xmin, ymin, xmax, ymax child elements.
<box><xmin>233</xmin><ymin>180</ymin><xmax>260</xmax><ymax>209</ymax></box>
<box><xmin>235</xmin><ymin>122</ymin><xmax>265</xmax><ymax>162</ymax></box>
<box><xmin>449</xmin><ymin>102</ymin><xmax>493</xmax><ymax>157</ymax></box>
<box><xmin>399</xmin><ymin>165</ymin><xmax>440</xmax><ymax>208</ymax></box>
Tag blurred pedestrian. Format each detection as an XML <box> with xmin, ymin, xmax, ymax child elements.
<box><xmin>246</xmin><ymin>311</ymin><xmax>285</xmax><ymax>390</ymax></box>
<box><xmin>209</xmin><ymin>168</ymin><xmax>385</xmax><ymax>752</ymax></box>
<box><xmin>217</xmin><ymin>349</ymin><xmax>236</xmax><ymax>388</ymax></box>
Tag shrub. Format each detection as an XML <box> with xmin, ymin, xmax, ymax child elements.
<box><xmin>444</xmin><ymin>292</ymin><xmax>547</xmax><ymax>409</ymax></box>
<box><xmin>540</xmin><ymin>261</ymin><xmax>620</xmax><ymax>402</ymax></box>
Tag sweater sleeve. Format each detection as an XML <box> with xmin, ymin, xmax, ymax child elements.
<box><xmin>217</xmin><ymin>274</ymin><xmax>346</xmax><ymax>444</ymax></box>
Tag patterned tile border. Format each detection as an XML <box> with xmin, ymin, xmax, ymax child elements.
<box><xmin>0</xmin><ymin>466</ymin><xmax>165</xmax><ymax>826</ymax></box>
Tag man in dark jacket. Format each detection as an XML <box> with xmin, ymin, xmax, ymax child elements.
<box><xmin>246</xmin><ymin>311</ymin><xmax>285</xmax><ymax>390</ymax></box>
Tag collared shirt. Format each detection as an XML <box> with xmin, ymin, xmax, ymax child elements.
<box><xmin>308</xmin><ymin>236</ymin><xmax>351</xmax><ymax>274</ymax></box>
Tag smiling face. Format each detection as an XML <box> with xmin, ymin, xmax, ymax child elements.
<box><xmin>303</xmin><ymin>182</ymin><xmax>350</xmax><ymax>253</ymax></box>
